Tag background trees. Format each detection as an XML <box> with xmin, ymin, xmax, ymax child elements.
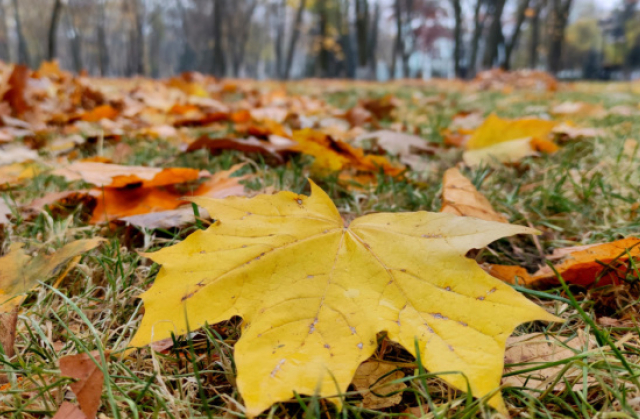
<box><xmin>0</xmin><ymin>0</ymin><xmax>637</xmax><ymax>80</ymax></box>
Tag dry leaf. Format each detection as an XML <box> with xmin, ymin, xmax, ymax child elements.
<box><xmin>52</xmin><ymin>402</ymin><xmax>88</xmax><ymax>419</ymax></box>
<box><xmin>0</xmin><ymin>144</ymin><xmax>39</xmax><ymax>166</ymax></box>
<box><xmin>292</xmin><ymin>128</ymin><xmax>404</xmax><ymax>176</ymax></box>
<box><xmin>2</xmin><ymin>64</ymin><xmax>31</xmax><ymax>116</ymax></box>
<box><xmin>353</xmin><ymin>130</ymin><xmax>437</xmax><ymax>157</ymax></box>
<box><xmin>503</xmin><ymin>331</ymin><xmax>595</xmax><ymax>392</ymax></box>
<box><xmin>486</xmin><ymin>237</ymin><xmax>640</xmax><ymax>287</ymax></box>
<box><xmin>0</xmin><ymin>239</ymin><xmax>104</xmax><ymax>313</ymax></box>
<box><xmin>552</xmin><ymin>123</ymin><xmax>604</xmax><ymax>141</ymax></box>
<box><xmin>90</xmin><ymin>165</ymin><xmax>248</xmax><ymax>223</ymax></box>
<box><xmin>352</xmin><ymin>361</ymin><xmax>406</xmax><ymax>409</ymax></box>
<box><xmin>129</xmin><ymin>180</ymin><xmax>559</xmax><ymax>416</ymax></box>
<box><xmin>0</xmin><ymin>307</ymin><xmax>18</xmax><ymax>358</ymax></box>
<box><xmin>186</xmin><ymin>136</ymin><xmax>294</xmax><ymax>163</ymax></box>
<box><xmin>440</xmin><ymin>168</ymin><xmax>507</xmax><ymax>223</ymax></box>
<box><xmin>53</xmin><ymin>162</ymin><xmax>204</xmax><ymax>188</ymax></box>
<box><xmin>59</xmin><ymin>351</ymin><xmax>108</xmax><ymax>419</ymax></box>
<box><xmin>463</xmin><ymin>137</ymin><xmax>558</xmax><ymax>167</ymax></box>
<box><xmin>465</xmin><ymin>113</ymin><xmax>557</xmax><ymax>150</ymax></box>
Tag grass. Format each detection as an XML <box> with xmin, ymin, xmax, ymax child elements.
<box><xmin>1</xmin><ymin>79</ymin><xmax>640</xmax><ymax>418</ymax></box>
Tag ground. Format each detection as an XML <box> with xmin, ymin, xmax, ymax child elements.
<box><xmin>1</xmin><ymin>73</ymin><xmax>639</xmax><ymax>418</ymax></box>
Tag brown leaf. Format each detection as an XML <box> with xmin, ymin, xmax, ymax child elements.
<box><xmin>353</xmin><ymin>130</ymin><xmax>437</xmax><ymax>157</ymax></box>
<box><xmin>0</xmin><ymin>307</ymin><xmax>18</xmax><ymax>358</ymax></box>
<box><xmin>186</xmin><ymin>136</ymin><xmax>293</xmax><ymax>163</ymax></box>
<box><xmin>352</xmin><ymin>361</ymin><xmax>406</xmax><ymax>410</ymax></box>
<box><xmin>503</xmin><ymin>331</ymin><xmax>595</xmax><ymax>392</ymax></box>
<box><xmin>59</xmin><ymin>351</ymin><xmax>108</xmax><ymax>419</ymax></box>
<box><xmin>441</xmin><ymin>168</ymin><xmax>507</xmax><ymax>223</ymax></box>
<box><xmin>2</xmin><ymin>65</ymin><xmax>31</xmax><ymax>116</ymax></box>
<box><xmin>52</xmin><ymin>402</ymin><xmax>88</xmax><ymax>419</ymax></box>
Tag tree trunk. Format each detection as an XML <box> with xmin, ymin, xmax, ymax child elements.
<box><xmin>367</xmin><ymin>2</ymin><xmax>380</xmax><ymax>79</ymax></box>
<box><xmin>274</xmin><ymin>0</ymin><xmax>285</xmax><ymax>78</ymax></box>
<box><xmin>503</xmin><ymin>0</ymin><xmax>531</xmax><ymax>70</ymax></box>
<box><xmin>65</xmin><ymin>6</ymin><xmax>83</xmax><ymax>73</ymax></box>
<box><xmin>231</xmin><ymin>0</ymin><xmax>258</xmax><ymax>77</ymax></box>
<box><xmin>547</xmin><ymin>0</ymin><xmax>573</xmax><ymax>74</ymax></box>
<box><xmin>482</xmin><ymin>0</ymin><xmax>506</xmax><ymax>69</ymax></box>
<box><xmin>134</xmin><ymin>0</ymin><xmax>145</xmax><ymax>75</ymax></box>
<box><xmin>0</xmin><ymin>0</ymin><xmax>11</xmax><ymax>61</ymax></box>
<box><xmin>450</xmin><ymin>0</ymin><xmax>463</xmax><ymax>78</ymax></box>
<box><xmin>284</xmin><ymin>0</ymin><xmax>307</xmax><ymax>79</ymax></box>
<box><xmin>317</xmin><ymin>0</ymin><xmax>330</xmax><ymax>77</ymax></box>
<box><xmin>529</xmin><ymin>0</ymin><xmax>545</xmax><ymax>68</ymax></box>
<box><xmin>391</xmin><ymin>0</ymin><xmax>403</xmax><ymax>78</ymax></box>
<box><xmin>469</xmin><ymin>0</ymin><xmax>485</xmax><ymax>78</ymax></box>
<box><xmin>401</xmin><ymin>0</ymin><xmax>412</xmax><ymax>77</ymax></box>
<box><xmin>12</xmin><ymin>0</ymin><xmax>30</xmax><ymax>66</ymax></box>
<box><xmin>47</xmin><ymin>0</ymin><xmax>63</xmax><ymax>61</ymax></box>
<box><xmin>97</xmin><ymin>0</ymin><xmax>109</xmax><ymax>76</ymax></box>
<box><xmin>355</xmin><ymin>0</ymin><xmax>369</xmax><ymax>68</ymax></box>
<box><xmin>212</xmin><ymin>0</ymin><xmax>226</xmax><ymax>77</ymax></box>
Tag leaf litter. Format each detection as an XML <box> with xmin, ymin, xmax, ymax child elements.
<box><xmin>0</xmin><ymin>62</ymin><xmax>638</xmax><ymax>418</ymax></box>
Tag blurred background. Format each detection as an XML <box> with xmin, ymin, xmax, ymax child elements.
<box><xmin>1</xmin><ymin>0</ymin><xmax>638</xmax><ymax>80</ymax></box>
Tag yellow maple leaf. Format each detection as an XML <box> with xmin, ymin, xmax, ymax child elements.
<box><xmin>0</xmin><ymin>239</ymin><xmax>104</xmax><ymax>313</ymax></box>
<box><xmin>466</xmin><ymin>113</ymin><xmax>558</xmax><ymax>150</ymax></box>
<box><xmin>130</xmin><ymin>181</ymin><xmax>560</xmax><ymax>416</ymax></box>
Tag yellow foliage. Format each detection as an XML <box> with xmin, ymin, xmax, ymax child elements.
<box><xmin>130</xmin><ymin>181</ymin><xmax>559</xmax><ymax>416</ymax></box>
<box><xmin>466</xmin><ymin>113</ymin><xmax>558</xmax><ymax>150</ymax></box>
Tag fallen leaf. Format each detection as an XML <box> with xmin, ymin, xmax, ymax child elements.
<box><xmin>0</xmin><ymin>239</ymin><xmax>104</xmax><ymax>313</ymax></box>
<box><xmin>440</xmin><ymin>168</ymin><xmax>507</xmax><ymax>223</ymax></box>
<box><xmin>186</xmin><ymin>136</ymin><xmax>294</xmax><ymax>163</ymax></box>
<box><xmin>552</xmin><ymin>123</ymin><xmax>603</xmax><ymax>141</ymax></box>
<box><xmin>503</xmin><ymin>331</ymin><xmax>595</xmax><ymax>392</ymax></box>
<box><xmin>53</xmin><ymin>162</ymin><xmax>204</xmax><ymax>188</ymax></box>
<box><xmin>77</xmin><ymin>105</ymin><xmax>119</xmax><ymax>122</ymax></box>
<box><xmin>90</xmin><ymin>164</ymin><xmax>248</xmax><ymax>224</ymax></box>
<box><xmin>486</xmin><ymin>237</ymin><xmax>640</xmax><ymax>287</ymax></box>
<box><xmin>0</xmin><ymin>144</ymin><xmax>39</xmax><ymax>166</ymax></box>
<box><xmin>52</xmin><ymin>402</ymin><xmax>88</xmax><ymax>419</ymax></box>
<box><xmin>292</xmin><ymin>129</ymin><xmax>404</xmax><ymax>176</ymax></box>
<box><xmin>2</xmin><ymin>64</ymin><xmax>31</xmax><ymax>116</ymax></box>
<box><xmin>352</xmin><ymin>361</ymin><xmax>406</xmax><ymax>409</ymax></box>
<box><xmin>463</xmin><ymin>137</ymin><xmax>558</xmax><ymax>167</ymax></box>
<box><xmin>531</xmin><ymin>237</ymin><xmax>640</xmax><ymax>287</ymax></box>
<box><xmin>118</xmin><ymin>165</ymin><xmax>250</xmax><ymax>228</ymax></box>
<box><xmin>0</xmin><ymin>161</ymin><xmax>39</xmax><ymax>188</ymax></box>
<box><xmin>130</xmin><ymin>180</ymin><xmax>559</xmax><ymax>416</ymax></box>
<box><xmin>0</xmin><ymin>307</ymin><xmax>18</xmax><ymax>358</ymax></box>
<box><xmin>353</xmin><ymin>130</ymin><xmax>437</xmax><ymax>157</ymax></box>
<box><xmin>59</xmin><ymin>351</ymin><xmax>108</xmax><ymax>418</ymax></box>
<box><xmin>465</xmin><ymin>113</ymin><xmax>557</xmax><ymax>150</ymax></box>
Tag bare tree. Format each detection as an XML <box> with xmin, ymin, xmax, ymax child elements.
<box><xmin>284</xmin><ymin>0</ymin><xmax>307</xmax><ymax>79</ymax></box>
<box><xmin>48</xmin><ymin>0</ymin><xmax>64</xmax><ymax>60</ymax></box>
<box><xmin>65</xmin><ymin>2</ymin><xmax>83</xmax><ymax>73</ymax></box>
<box><xmin>211</xmin><ymin>0</ymin><xmax>226</xmax><ymax>77</ymax></box>
<box><xmin>0</xmin><ymin>0</ymin><xmax>10</xmax><ymax>61</ymax></box>
<box><xmin>529</xmin><ymin>0</ymin><xmax>546</xmax><ymax>68</ymax></box>
<box><xmin>450</xmin><ymin>0</ymin><xmax>463</xmax><ymax>77</ymax></box>
<box><xmin>482</xmin><ymin>0</ymin><xmax>507</xmax><ymax>69</ymax></box>
<box><xmin>469</xmin><ymin>0</ymin><xmax>487</xmax><ymax>77</ymax></box>
<box><xmin>12</xmin><ymin>0</ymin><xmax>31</xmax><ymax>66</ymax></box>
<box><xmin>97</xmin><ymin>0</ymin><xmax>109</xmax><ymax>75</ymax></box>
<box><xmin>503</xmin><ymin>0</ymin><xmax>532</xmax><ymax>69</ymax></box>
<box><xmin>547</xmin><ymin>0</ymin><xmax>573</xmax><ymax>74</ymax></box>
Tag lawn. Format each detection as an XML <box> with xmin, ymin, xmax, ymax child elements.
<box><xmin>1</xmin><ymin>67</ymin><xmax>639</xmax><ymax>418</ymax></box>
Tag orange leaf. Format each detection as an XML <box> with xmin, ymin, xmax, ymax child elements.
<box><xmin>2</xmin><ymin>64</ymin><xmax>31</xmax><ymax>116</ymax></box>
<box><xmin>486</xmin><ymin>238</ymin><xmax>640</xmax><ymax>287</ymax></box>
<box><xmin>79</xmin><ymin>105</ymin><xmax>119</xmax><ymax>122</ymax></box>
